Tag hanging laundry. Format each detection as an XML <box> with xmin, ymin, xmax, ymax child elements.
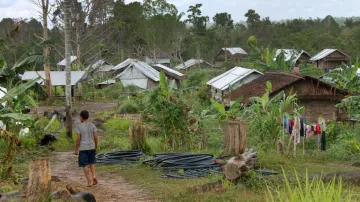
<box><xmin>300</xmin><ymin>117</ymin><xmax>306</xmax><ymax>137</ymax></box>
<box><xmin>283</xmin><ymin>117</ymin><xmax>288</xmax><ymax>129</ymax></box>
<box><xmin>306</xmin><ymin>125</ymin><xmax>313</xmax><ymax>139</ymax></box>
<box><xmin>319</xmin><ymin>117</ymin><xmax>326</xmax><ymax>132</ymax></box>
<box><xmin>321</xmin><ymin>131</ymin><xmax>326</xmax><ymax>151</ymax></box>
<box><xmin>292</xmin><ymin>117</ymin><xmax>301</xmax><ymax>145</ymax></box>
<box><xmin>314</xmin><ymin>123</ymin><xmax>321</xmax><ymax>136</ymax></box>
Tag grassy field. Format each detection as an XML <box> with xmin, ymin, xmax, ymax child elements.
<box><xmin>96</xmin><ymin>152</ymin><xmax>360</xmax><ymax>202</ymax></box>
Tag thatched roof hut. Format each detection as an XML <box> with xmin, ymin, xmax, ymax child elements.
<box><xmin>229</xmin><ymin>72</ymin><xmax>348</xmax><ymax>121</ymax></box>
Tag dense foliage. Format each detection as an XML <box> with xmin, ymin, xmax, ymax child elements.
<box><xmin>2</xmin><ymin>1</ymin><xmax>360</xmax><ymax>68</ymax></box>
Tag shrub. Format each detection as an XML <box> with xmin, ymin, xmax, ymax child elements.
<box><xmin>117</xmin><ymin>99</ymin><xmax>139</xmax><ymax>114</ymax></box>
<box><xmin>98</xmin><ymin>117</ymin><xmax>132</xmax><ymax>152</ymax></box>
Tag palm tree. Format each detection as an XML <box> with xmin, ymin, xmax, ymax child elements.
<box><xmin>64</xmin><ymin>0</ymin><xmax>72</xmax><ymax>138</ymax></box>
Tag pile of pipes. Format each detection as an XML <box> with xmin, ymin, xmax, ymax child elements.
<box><xmin>96</xmin><ymin>150</ymin><xmax>146</xmax><ymax>165</ymax></box>
<box><xmin>143</xmin><ymin>153</ymin><xmax>222</xmax><ymax>179</ymax></box>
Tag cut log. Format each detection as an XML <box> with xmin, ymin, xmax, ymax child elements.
<box><xmin>27</xmin><ymin>158</ymin><xmax>51</xmax><ymax>201</ymax></box>
<box><xmin>222</xmin><ymin>149</ymin><xmax>259</xmax><ymax>181</ymax></box>
<box><xmin>223</xmin><ymin>121</ymin><xmax>247</xmax><ymax>156</ymax></box>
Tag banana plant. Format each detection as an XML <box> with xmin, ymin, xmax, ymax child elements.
<box><xmin>0</xmin><ymin>50</ymin><xmax>43</xmax><ymax>178</ymax></box>
<box><xmin>241</xmin><ymin>81</ymin><xmax>303</xmax><ymax>149</ymax></box>
<box><xmin>326</xmin><ymin>58</ymin><xmax>360</xmax><ymax>94</ymax></box>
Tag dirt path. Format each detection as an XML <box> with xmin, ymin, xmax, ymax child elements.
<box><xmin>51</xmin><ymin>152</ymin><xmax>153</xmax><ymax>202</ymax></box>
<box><xmin>43</xmin><ymin>102</ymin><xmax>153</xmax><ymax>201</ymax></box>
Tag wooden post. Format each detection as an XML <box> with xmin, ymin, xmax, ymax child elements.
<box><xmin>27</xmin><ymin>158</ymin><xmax>51</xmax><ymax>201</ymax></box>
<box><xmin>223</xmin><ymin>121</ymin><xmax>247</xmax><ymax>156</ymax></box>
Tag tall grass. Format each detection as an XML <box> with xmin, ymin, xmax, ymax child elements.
<box><xmin>266</xmin><ymin>169</ymin><xmax>353</xmax><ymax>202</ymax></box>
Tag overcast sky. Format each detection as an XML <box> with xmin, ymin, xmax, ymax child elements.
<box><xmin>0</xmin><ymin>0</ymin><xmax>359</xmax><ymax>22</ymax></box>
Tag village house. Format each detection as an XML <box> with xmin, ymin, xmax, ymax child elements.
<box><xmin>57</xmin><ymin>56</ymin><xmax>77</xmax><ymax>70</ymax></box>
<box><xmin>228</xmin><ymin>72</ymin><xmax>348</xmax><ymax>122</ymax></box>
<box><xmin>215</xmin><ymin>47</ymin><xmax>248</xmax><ymax>66</ymax></box>
<box><xmin>152</xmin><ymin>64</ymin><xmax>184</xmax><ymax>87</ymax></box>
<box><xmin>96</xmin><ymin>79</ymin><xmax>116</xmax><ymax>89</ymax></box>
<box><xmin>114</xmin><ymin>60</ymin><xmax>160</xmax><ymax>89</ymax></box>
<box><xmin>310</xmin><ymin>49</ymin><xmax>349</xmax><ymax>73</ymax></box>
<box><xmin>87</xmin><ymin>59</ymin><xmax>114</xmax><ymax>79</ymax></box>
<box><xmin>173</xmin><ymin>59</ymin><xmax>211</xmax><ymax>70</ymax></box>
<box><xmin>144</xmin><ymin>52</ymin><xmax>171</xmax><ymax>66</ymax></box>
<box><xmin>206</xmin><ymin>66</ymin><xmax>262</xmax><ymax>106</ymax></box>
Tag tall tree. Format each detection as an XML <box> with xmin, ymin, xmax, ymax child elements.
<box><xmin>64</xmin><ymin>0</ymin><xmax>72</xmax><ymax>138</ymax></box>
<box><xmin>185</xmin><ymin>4</ymin><xmax>209</xmax><ymax>33</ymax></box>
<box><xmin>29</xmin><ymin>0</ymin><xmax>52</xmax><ymax>102</ymax></box>
<box><xmin>213</xmin><ymin>12</ymin><xmax>234</xmax><ymax>29</ymax></box>
<box><xmin>245</xmin><ymin>9</ymin><xmax>260</xmax><ymax>29</ymax></box>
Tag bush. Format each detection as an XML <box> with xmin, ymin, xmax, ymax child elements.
<box><xmin>117</xmin><ymin>99</ymin><xmax>139</xmax><ymax>114</ymax></box>
<box><xmin>98</xmin><ymin>117</ymin><xmax>132</xmax><ymax>152</ymax></box>
<box><xmin>322</xmin><ymin>140</ymin><xmax>356</xmax><ymax>161</ymax></box>
<box><xmin>105</xmin><ymin>117</ymin><xmax>132</xmax><ymax>132</ymax></box>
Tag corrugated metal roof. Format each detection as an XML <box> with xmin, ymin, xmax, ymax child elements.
<box><xmin>153</xmin><ymin>64</ymin><xmax>184</xmax><ymax>77</ymax></box>
<box><xmin>207</xmin><ymin>67</ymin><xmax>263</xmax><ymax>90</ymax></box>
<box><xmin>98</xmin><ymin>79</ymin><xmax>116</xmax><ymax>85</ymax></box>
<box><xmin>115</xmin><ymin>60</ymin><xmax>160</xmax><ymax>82</ymax></box>
<box><xmin>173</xmin><ymin>59</ymin><xmax>211</xmax><ymax>70</ymax></box>
<box><xmin>222</xmin><ymin>47</ymin><xmax>248</xmax><ymax>55</ymax></box>
<box><xmin>310</xmin><ymin>49</ymin><xmax>348</xmax><ymax>61</ymax></box>
<box><xmin>57</xmin><ymin>56</ymin><xmax>77</xmax><ymax>66</ymax></box>
<box><xmin>21</xmin><ymin>71</ymin><xmax>88</xmax><ymax>86</ymax></box>
<box><xmin>112</xmin><ymin>58</ymin><xmax>135</xmax><ymax>71</ymax></box>
<box><xmin>98</xmin><ymin>65</ymin><xmax>114</xmax><ymax>72</ymax></box>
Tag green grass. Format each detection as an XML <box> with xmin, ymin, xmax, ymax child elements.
<box><xmin>266</xmin><ymin>170</ymin><xmax>356</xmax><ymax>202</ymax></box>
<box><xmin>95</xmin><ymin>149</ymin><xmax>360</xmax><ymax>202</ymax></box>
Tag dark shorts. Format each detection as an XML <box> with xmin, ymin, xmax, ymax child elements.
<box><xmin>78</xmin><ymin>149</ymin><xmax>96</xmax><ymax>167</ymax></box>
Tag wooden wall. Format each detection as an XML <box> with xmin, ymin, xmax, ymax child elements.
<box><xmin>299</xmin><ymin>100</ymin><xmax>339</xmax><ymax>122</ymax></box>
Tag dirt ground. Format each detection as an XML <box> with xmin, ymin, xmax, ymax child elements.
<box><xmin>37</xmin><ymin>102</ymin><xmax>153</xmax><ymax>202</ymax></box>
<box><xmin>51</xmin><ymin>152</ymin><xmax>153</xmax><ymax>202</ymax></box>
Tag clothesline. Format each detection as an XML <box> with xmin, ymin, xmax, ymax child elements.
<box><xmin>283</xmin><ymin>116</ymin><xmax>327</xmax><ymax>157</ymax></box>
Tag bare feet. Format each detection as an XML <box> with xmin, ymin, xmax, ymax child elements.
<box><xmin>88</xmin><ymin>180</ymin><xmax>92</xmax><ymax>187</ymax></box>
<box><xmin>93</xmin><ymin>178</ymin><xmax>98</xmax><ymax>186</ymax></box>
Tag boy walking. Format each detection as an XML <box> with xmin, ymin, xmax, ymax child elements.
<box><xmin>74</xmin><ymin>110</ymin><xmax>99</xmax><ymax>187</ymax></box>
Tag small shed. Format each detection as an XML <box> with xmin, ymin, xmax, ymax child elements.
<box><xmin>87</xmin><ymin>59</ymin><xmax>114</xmax><ymax>78</ymax></box>
<box><xmin>173</xmin><ymin>59</ymin><xmax>211</xmax><ymax>70</ymax></box>
<box><xmin>115</xmin><ymin>60</ymin><xmax>160</xmax><ymax>89</ymax></box>
<box><xmin>228</xmin><ymin>72</ymin><xmax>348</xmax><ymax>122</ymax></box>
<box><xmin>96</xmin><ymin>79</ymin><xmax>116</xmax><ymax>89</ymax></box>
<box><xmin>275</xmin><ymin>49</ymin><xmax>311</xmax><ymax>64</ymax></box>
<box><xmin>310</xmin><ymin>49</ymin><xmax>349</xmax><ymax>73</ymax></box>
<box><xmin>215</xmin><ymin>47</ymin><xmax>248</xmax><ymax>66</ymax></box>
<box><xmin>57</xmin><ymin>56</ymin><xmax>77</xmax><ymax>70</ymax></box>
<box><xmin>21</xmin><ymin>71</ymin><xmax>91</xmax><ymax>100</ymax></box>
<box><xmin>207</xmin><ymin>67</ymin><xmax>263</xmax><ymax>106</ymax></box>
<box><xmin>152</xmin><ymin>64</ymin><xmax>184</xmax><ymax>87</ymax></box>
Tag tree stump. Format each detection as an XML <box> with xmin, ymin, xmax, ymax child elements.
<box><xmin>222</xmin><ymin>148</ymin><xmax>259</xmax><ymax>181</ymax></box>
<box><xmin>223</xmin><ymin>121</ymin><xmax>247</xmax><ymax>156</ymax></box>
<box><xmin>27</xmin><ymin>158</ymin><xmax>51</xmax><ymax>201</ymax></box>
